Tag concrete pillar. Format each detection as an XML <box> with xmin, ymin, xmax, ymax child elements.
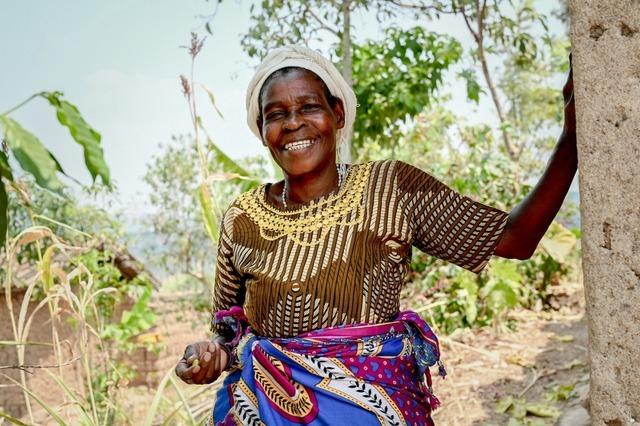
<box><xmin>570</xmin><ymin>1</ymin><xmax>640</xmax><ymax>424</ymax></box>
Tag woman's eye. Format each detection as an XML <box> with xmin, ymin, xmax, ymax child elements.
<box><xmin>302</xmin><ymin>104</ymin><xmax>320</xmax><ymax>112</ymax></box>
<box><xmin>266</xmin><ymin>111</ymin><xmax>285</xmax><ymax>120</ymax></box>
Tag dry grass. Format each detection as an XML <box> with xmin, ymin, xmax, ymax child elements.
<box><xmin>0</xmin><ymin>226</ymin><xmax>211</xmax><ymax>425</ymax></box>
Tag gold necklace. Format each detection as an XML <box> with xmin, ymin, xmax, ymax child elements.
<box><xmin>282</xmin><ymin>163</ymin><xmax>348</xmax><ymax>208</ymax></box>
<box><xmin>237</xmin><ymin>162</ymin><xmax>372</xmax><ymax>246</ymax></box>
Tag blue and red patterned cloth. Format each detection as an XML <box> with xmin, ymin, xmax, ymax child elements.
<box><xmin>210</xmin><ymin>309</ymin><xmax>445</xmax><ymax>425</ymax></box>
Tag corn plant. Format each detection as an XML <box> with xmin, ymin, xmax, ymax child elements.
<box><xmin>179</xmin><ymin>32</ymin><xmax>266</xmax><ymax>251</ymax></box>
<box><xmin>1</xmin><ymin>91</ymin><xmax>111</xmax><ymax>248</ymax></box>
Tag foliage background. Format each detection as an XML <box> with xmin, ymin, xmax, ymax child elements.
<box><xmin>0</xmin><ymin>0</ymin><xmax>579</xmax><ymax>424</ymax></box>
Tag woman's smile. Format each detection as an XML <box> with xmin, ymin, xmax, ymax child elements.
<box><xmin>283</xmin><ymin>138</ymin><xmax>318</xmax><ymax>151</ymax></box>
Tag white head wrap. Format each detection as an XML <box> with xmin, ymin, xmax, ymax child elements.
<box><xmin>245</xmin><ymin>45</ymin><xmax>357</xmax><ymax>162</ymax></box>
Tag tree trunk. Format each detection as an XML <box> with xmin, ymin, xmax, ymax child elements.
<box><xmin>571</xmin><ymin>0</ymin><xmax>640</xmax><ymax>423</ymax></box>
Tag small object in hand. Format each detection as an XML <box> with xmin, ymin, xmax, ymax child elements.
<box><xmin>187</xmin><ymin>354</ymin><xmax>199</xmax><ymax>368</ymax></box>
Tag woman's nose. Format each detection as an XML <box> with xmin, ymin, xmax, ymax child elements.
<box><xmin>283</xmin><ymin>111</ymin><xmax>303</xmax><ymax>131</ymax></box>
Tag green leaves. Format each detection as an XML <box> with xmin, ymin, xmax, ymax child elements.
<box><xmin>102</xmin><ymin>285</ymin><xmax>157</xmax><ymax>348</ymax></box>
<box><xmin>351</xmin><ymin>27</ymin><xmax>462</xmax><ymax>150</ymax></box>
<box><xmin>0</xmin><ymin>91</ymin><xmax>111</xmax><ymax>247</ymax></box>
<box><xmin>453</xmin><ymin>271</ymin><xmax>479</xmax><ymax>324</ymax></box>
<box><xmin>204</xmin><ymin>135</ymin><xmax>260</xmax><ymax>193</ymax></box>
<box><xmin>0</xmin><ymin>151</ymin><xmax>12</xmax><ymax>246</ymax></box>
<box><xmin>483</xmin><ymin>260</ymin><xmax>522</xmax><ymax>313</ymax></box>
<box><xmin>42</xmin><ymin>92</ymin><xmax>110</xmax><ymax>186</ymax></box>
<box><xmin>198</xmin><ymin>182</ymin><xmax>219</xmax><ymax>243</ymax></box>
<box><xmin>495</xmin><ymin>394</ymin><xmax>562</xmax><ymax>423</ymax></box>
<box><xmin>0</xmin><ymin>116</ymin><xmax>65</xmax><ymax>194</ymax></box>
<box><xmin>0</xmin><ymin>115</ymin><xmax>64</xmax><ymax>248</ymax></box>
<box><xmin>0</xmin><ymin>150</ymin><xmax>13</xmax><ymax>181</ymax></box>
<box><xmin>0</xmin><ymin>177</ymin><xmax>6</xmax><ymax>248</ymax></box>
<box><xmin>459</xmin><ymin>69</ymin><xmax>484</xmax><ymax>103</ymax></box>
<box><xmin>540</xmin><ymin>221</ymin><xmax>577</xmax><ymax>263</ymax></box>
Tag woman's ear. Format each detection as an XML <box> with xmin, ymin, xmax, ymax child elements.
<box><xmin>333</xmin><ymin>98</ymin><xmax>345</xmax><ymax>130</ymax></box>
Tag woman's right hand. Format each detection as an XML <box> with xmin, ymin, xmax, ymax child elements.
<box><xmin>175</xmin><ymin>341</ymin><xmax>229</xmax><ymax>385</ymax></box>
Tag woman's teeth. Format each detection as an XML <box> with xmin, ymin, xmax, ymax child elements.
<box><xmin>284</xmin><ymin>139</ymin><xmax>315</xmax><ymax>151</ymax></box>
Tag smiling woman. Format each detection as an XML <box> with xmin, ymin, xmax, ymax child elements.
<box><xmin>257</xmin><ymin>67</ymin><xmax>345</xmax><ymax>207</ymax></box>
<box><xmin>175</xmin><ymin>45</ymin><xmax>578</xmax><ymax>426</ymax></box>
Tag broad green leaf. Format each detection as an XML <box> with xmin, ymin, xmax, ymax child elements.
<box><xmin>455</xmin><ymin>272</ymin><xmax>479</xmax><ymax>324</ymax></box>
<box><xmin>511</xmin><ymin>398</ymin><xmax>528</xmax><ymax>419</ymax></box>
<box><xmin>0</xmin><ymin>150</ymin><xmax>13</xmax><ymax>181</ymax></box>
<box><xmin>202</xmin><ymin>133</ymin><xmax>260</xmax><ymax>192</ymax></box>
<box><xmin>198</xmin><ymin>182</ymin><xmax>219</xmax><ymax>244</ymax></box>
<box><xmin>463</xmin><ymin>297</ymin><xmax>478</xmax><ymax>325</ymax></box>
<box><xmin>0</xmin><ymin>116</ymin><xmax>64</xmax><ymax>194</ymax></box>
<box><xmin>495</xmin><ymin>395</ymin><xmax>514</xmax><ymax>413</ymax></box>
<box><xmin>486</xmin><ymin>282</ymin><xmax>518</xmax><ymax>310</ymax></box>
<box><xmin>40</xmin><ymin>245</ymin><xmax>56</xmax><ymax>292</ymax></box>
<box><xmin>205</xmin><ymin>135</ymin><xmax>250</xmax><ymax>176</ymax></box>
<box><xmin>0</xmin><ymin>150</ymin><xmax>8</xmax><ymax>246</ymax></box>
<box><xmin>525</xmin><ymin>402</ymin><xmax>561</xmax><ymax>417</ymax></box>
<box><xmin>459</xmin><ymin>69</ymin><xmax>483</xmax><ymax>103</ymax></box>
<box><xmin>42</xmin><ymin>92</ymin><xmax>111</xmax><ymax>186</ymax></box>
<box><xmin>545</xmin><ymin>383</ymin><xmax>575</xmax><ymax>401</ymax></box>
<box><xmin>540</xmin><ymin>221</ymin><xmax>577</xmax><ymax>262</ymax></box>
<box><xmin>490</xmin><ymin>260</ymin><xmax>523</xmax><ymax>283</ymax></box>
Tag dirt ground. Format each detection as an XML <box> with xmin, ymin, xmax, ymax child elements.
<box><xmin>430</xmin><ymin>280</ymin><xmax>589</xmax><ymax>425</ymax></box>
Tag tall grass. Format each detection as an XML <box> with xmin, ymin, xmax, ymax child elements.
<box><xmin>1</xmin><ymin>225</ymin><xmax>219</xmax><ymax>425</ymax></box>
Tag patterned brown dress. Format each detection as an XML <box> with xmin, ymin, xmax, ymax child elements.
<box><xmin>211</xmin><ymin>160</ymin><xmax>508</xmax><ymax>338</ymax></box>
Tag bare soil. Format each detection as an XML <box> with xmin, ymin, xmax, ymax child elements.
<box><xmin>430</xmin><ymin>280</ymin><xmax>589</xmax><ymax>425</ymax></box>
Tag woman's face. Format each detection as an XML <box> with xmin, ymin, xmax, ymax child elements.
<box><xmin>258</xmin><ymin>69</ymin><xmax>345</xmax><ymax>177</ymax></box>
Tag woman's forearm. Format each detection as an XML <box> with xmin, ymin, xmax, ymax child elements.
<box><xmin>495</xmin><ymin>129</ymin><xmax>578</xmax><ymax>259</ymax></box>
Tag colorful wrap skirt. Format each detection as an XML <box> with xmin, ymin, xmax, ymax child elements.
<box><xmin>209</xmin><ymin>310</ymin><xmax>445</xmax><ymax>425</ymax></box>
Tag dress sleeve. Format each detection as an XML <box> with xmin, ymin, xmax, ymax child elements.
<box><xmin>394</xmin><ymin>161</ymin><xmax>508</xmax><ymax>273</ymax></box>
<box><xmin>210</xmin><ymin>207</ymin><xmax>245</xmax><ymax>339</ymax></box>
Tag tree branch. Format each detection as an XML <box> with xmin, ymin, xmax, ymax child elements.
<box><xmin>463</xmin><ymin>0</ymin><xmax>518</xmax><ymax>159</ymax></box>
<box><xmin>459</xmin><ymin>6</ymin><xmax>480</xmax><ymax>42</ymax></box>
<box><xmin>385</xmin><ymin>0</ymin><xmax>456</xmax><ymax>14</ymax></box>
<box><xmin>305</xmin><ymin>6</ymin><xmax>340</xmax><ymax>37</ymax></box>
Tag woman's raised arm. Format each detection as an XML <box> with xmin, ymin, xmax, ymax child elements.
<box><xmin>495</xmin><ymin>63</ymin><xmax>577</xmax><ymax>260</ymax></box>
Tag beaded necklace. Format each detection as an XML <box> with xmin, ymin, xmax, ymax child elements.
<box><xmin>282</xmin><ymin>163</ymin><xmax>348</xmax><ymax>209</ymax></box>
<box><xmin>236</xmin><ymin>162</ymin><xmax>372</xmax><ymax>247</ymax></box>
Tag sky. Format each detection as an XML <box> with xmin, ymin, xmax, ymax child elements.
<box><xmin>2</xmin><ymin>1</ymin><xmax>566</xmax><ymax>216</ymax></box>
